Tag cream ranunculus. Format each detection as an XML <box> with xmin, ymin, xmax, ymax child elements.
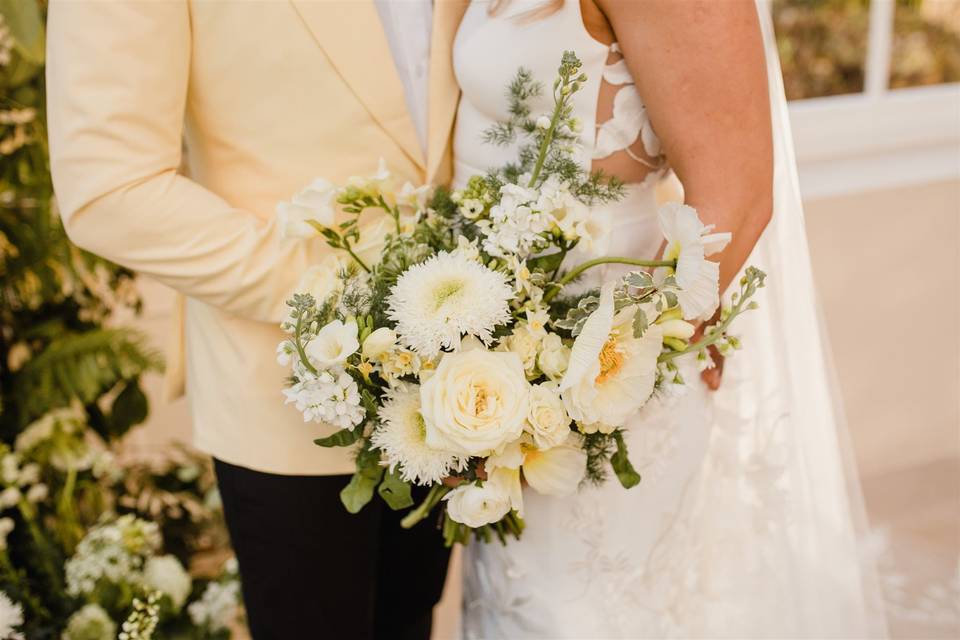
<box><xmin>537</xmin><ymin>332</ymin><xmax>571</xmax><ymax>380</ymax></box>
<box><xmin>362</xmin><ymin>327</ymin><xmax>397</xmax><ymax>360</ymax></box>
<box><xmin>420</xmin><ymin>347</ymin><xmax>530</xmax><ymax>457</ymax></box>
<box><xmin>521</xmin><ymin>434</ymin><xmax>587</xmax><ymax>497</ymax></box>
<box><xmin>560</xmin><ymin>284</ymin><xmax>662</xmax><ymax>430</ymax></box>
<box><xmin>305</xmin><ymin>318</ymin><xmax>359</xmax><ymax>369</ymax></box>
<box><xmin>524</xmin><ymin>382</ymin><xmax>571</xmax><ymax>450</ymax></box>
<box><xmin>277</xmin><ymin>178</ymin><xmax>337</xmax><ymax>239</ymax></box>
<box><xmin>444</xmin><ymin>467</ymin><xmax>523</xmax><ymax>527</ymax></box>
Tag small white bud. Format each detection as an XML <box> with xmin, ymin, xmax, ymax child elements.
<box><xmin>536</xmin><ymin>116</ymin><xmax>551</xmax><ymax>130</ymax></box>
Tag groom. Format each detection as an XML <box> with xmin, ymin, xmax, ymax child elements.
<box><xmin>46</xmin><ymin>0</ymin><xmax>469</xmax><ymax>637</ymax></box>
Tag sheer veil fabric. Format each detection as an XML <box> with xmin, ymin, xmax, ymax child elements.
<box><xmin>673</xmin><ymin>1</ymin><xmax>889</xmax><ymax>635</ymax></box>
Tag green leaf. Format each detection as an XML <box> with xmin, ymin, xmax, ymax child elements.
<box><xmin>314</xmin><ymin>428</ymin><xmax>360</xmax><ymax>448</ymax></box>
<box><xmin>610</xmin><ymin>431</ymin><xmax>641</xmax><ymax>489</ymax></box>
<box><xmin>340</xmin><ymin>445</ymin><xmax>383</xmax><ymax>513</ymax></box>
<box><xmin>377</xmin><ymin>470</ymin><xmax>414</xmax><ymax>510</ymax></box>
<box><xmin>527</xmin><ymin>251</ymin><xmax>564</xmax><ymax>274</ymax></box>
<box><xmin>625</xmin><ymin>271</ymin><xmax>653</xmax><ymax>289</ymax></box>
<box><xmin>109</xmin><ymin>380</ymin><xmax>149</xmax><ymax>437</ymax></box>
<box><xmin>0</xmin><ymin>0</ymin><xmax>45</xmax><ymax>64</ymax></box>
<box><xmin>632</xmin><ymin>307</ymin><xmax>648</xmax><ymax>338</ymax></box>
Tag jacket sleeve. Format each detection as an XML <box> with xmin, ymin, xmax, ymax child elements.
<box><xmin>46</xmin><ymin>0</ymin><xmax>323</xmax><ymax>323</ymax></box>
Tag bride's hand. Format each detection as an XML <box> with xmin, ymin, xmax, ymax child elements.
<box><xmin>693</xmin><ymin>310</ymin><xmax>724</xmax><ymax>391</ymax></box>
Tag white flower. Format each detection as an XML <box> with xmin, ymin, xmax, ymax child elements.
<box><xmin>560</xmin><ymin>284</ymin><xmax>662</xmax><ymax>430</ymax></box>
<box><xmin>380</xmin><ymin>348</ymin><xmax>423</xmax><ymax>382</ymax></box>
<box><xmin>65</xmin><ymin>515</ymin><xmax>162</xmax><ymax>598</ymax></box>
<box><xmin>387</xmin><ymin>251</ymin><xmax>512</xmax><ymax>357</ymax></box>
<box><xmin>524</xmin><ymin>308</ymin><xmax>550</xmax><ymax>340</ymax></box>
<box><xmin>277</xmin><ymin>178</ymin><xmax>337</xmax><ymax>239</ymax></box>
<box><xmin>294</xmin><ymin>254</ymin><xmax>347</xmax><ymax>304</ymax></box>
<box><xmin>536</xmin><ymin>175</ymin><xmax>588</xmax><ymax>240</ymax></box>
<box><xmin>64</xmin><ymin>603</ymin><xmax>116</xmax><ymax>640</ymax></box>
<box><xmin>452</xmin><ymin>235</ymin><xmax>481</xmax><ymax>262</ymax></box>
<box><xmin>572</xmin><ymin>207</ymin><xmax>612</xmax><ymax>256</ymax></box>
<box><xmin>397</xmin><ymin>181</ymin><xmax>431</xmax><ymax>213</ymax></box>
<box><xmin>658</xmin><ymin>202</ymin><xmax>731</xmax><ymax>320</ymax></box>
<box><xmin>499</xmin><ymin>324</ymin><xmax>540</xmax><ymax>379</ymax></box>
<box><xmin>0</xmin><ymin>518</ymin><xmax>14</xmax><ymax>551</ymax></box>
<box><xmin>352</xmin><ymin>216</ymin><xmax>393</xmax><ymax>267</ymax></box>
<box><xmin>362</xmin><ymin>327</ymin><xmax>397</xmax><ymax>360</ymax></box>
<box><xmin>282</xmin><ymin>370</ymin><xmax>365</xmax><ymax>429</ymax></box>
<box><xmin>481</xmin><ymin>183</ymin><xmax>553</xmax><ymax>258</ymax></box>
<box><xmin>370</xmin><ymin>385</ymin><xmax>468</xmax><ymax>486</ymax></box>
<box><xmin>188</xmin><ymin>581</ymin><xmax>241</xmax><ymax>632</ymax></box>
<box><xmin>536</xmin><ymin>115</ymin><xmax>552</xmax><ymax>130</ymax></box>
<box><xmin>444</xmin><ymin>467</ymin><xmax>523</xmax><ymax>527</ymax></box>
<box><xmin>658</xmin><ymin>318</ymin><xmax>695</xmax><ymax>339</ymax></box>
<box><xmin>304</xmin><ymin>319</ymin><xmax>359</xmax><ymax>369</ymax></box>
<box><xmin>420</xmin><ymin>347</ymin><xmax>530</xmax><ymax>457</ymax></box>
<box><xmin>537</xmin><ymin>333</ymin><xmax>571</xmax><ymax>380</ymax></box>
<box><xmin>0</xmin><ymin>488</ymin><xmax>19</xmax><ymax>509</ymax></box>
<box><xmin>143</xmin><ymin>555</ymin><xmax>192</xmax><ymax>611</ymax></box>
<box><xmin>25</xmin><ymin>483</ymin><xmax>47</xmax><ymax>503</ymax></box>
<box><xmin>524</xmin><ymin>382</ymin><xmax>571</xmax><ymax>450</ymax></box>
<box><xmin>521</xmin><ymin>434</ymin><xmax>586</xmax><ymax>497</ymax></box>
<box><xmin>345</xmin><ymin>157</ymin><xmax>393</xmax><ymax>199</ymax></box>
<box><xmin>0</xmin><ymin>592</ymin><xmax>23</xmax><ymax>640</ymax></box>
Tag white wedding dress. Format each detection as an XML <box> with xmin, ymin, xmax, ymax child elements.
<box><xmin>451</xmin><ymin>1</ymin><xmax>888</xmax><ymax>638</ymax></box>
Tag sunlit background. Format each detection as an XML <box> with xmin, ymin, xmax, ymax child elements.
<box><xmin>1</xmin><ymin>1</ymin><xmax>957</xmax><ymax>638</ymax></box>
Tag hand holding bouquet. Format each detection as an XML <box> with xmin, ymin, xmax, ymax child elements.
<box><xmin>276</xmin><ymin>52</ymin><xmax>765</xmax><ymax>545</ymax></box>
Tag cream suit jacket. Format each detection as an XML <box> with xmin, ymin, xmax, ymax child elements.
<box><xmin>47</xmin><ymin>0</ymin><xmax>469</xmax><ymax>475</ymax></box>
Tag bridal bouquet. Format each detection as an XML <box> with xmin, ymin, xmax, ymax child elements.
<box><xmin>276</xmin><ymin>52</ymin><xmax>764</xmax><ymax>545</ymax></box>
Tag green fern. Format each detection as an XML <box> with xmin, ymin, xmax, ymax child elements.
<box><xmin>14</xmin><ymin>328</ymin><xmax>163</xmax><ymax>422</ymax></box>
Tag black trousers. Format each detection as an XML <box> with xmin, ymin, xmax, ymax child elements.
<box><xmin>214</xmin><ymin>458</ymin><xmax>451</xmax><ymax>640</ymax></box>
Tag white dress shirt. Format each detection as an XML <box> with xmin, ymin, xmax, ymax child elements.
<box><xmin>374</xmin><ymin>0</ymin><xmax>433</xmax><ymax>155</ymax></box>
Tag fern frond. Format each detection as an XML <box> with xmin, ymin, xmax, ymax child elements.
<box><xmin>14</xmin><ymin>328</ymin><xmax>163</xmax><ymax>422</ymax></box>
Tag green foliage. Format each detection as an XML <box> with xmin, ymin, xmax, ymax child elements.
<box><xmin>610</xmin><ymin>431</ymin><xmax>641</xmax><ymax>489</ymax></box>
<box><xmin>340</xmin><ymin>442</ymin><xmax>384</xmax><ymax>514</ymax></box>
<box><xmin>377</xmin><ymin>470</ymin><xmax>413</xmax><ymax>511</ymax></box>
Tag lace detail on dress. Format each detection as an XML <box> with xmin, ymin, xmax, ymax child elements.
<box><xmin>593</xmin><ymin>42</ymin><xmax>664</xmax><ymax>169</ymax></box>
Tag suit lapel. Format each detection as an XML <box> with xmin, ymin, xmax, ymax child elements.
<box><xmin>426</xmin><ymin>0</ymin><xmax>470</xmax><ymax>182</ymax></box>
<box><xmin>289</xmin><ymin>0</ymin><xmax>426</xmax><ymax>171</ymax></box>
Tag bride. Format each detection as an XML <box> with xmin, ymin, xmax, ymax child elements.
<box><xmin>451</xmin><ymin>1</ymin><xmax>886</xmax><ymax>637</ymax></box>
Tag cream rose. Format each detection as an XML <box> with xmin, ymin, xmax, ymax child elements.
<box><xmin>524</xmin><ymin>383</ymin><xmax>571</xmax><ymax>450</ymax></box>
<box><xmin>420</xmin><ymin>348</ymin><xmax>530</xmax><ymax>457</ymax></box>
<box><xmin>537</xmin><ymin>333</ymin><xmax>571</xmax><ymax>380</ymax></box>
<box><xmin>444</xmin><ymin>467</ymin><xmax>522</xmax><ymax>527</ymax></box>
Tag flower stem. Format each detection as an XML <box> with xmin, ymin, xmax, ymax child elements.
<box><xmin>343</xmin><ymin>242</ymin><xmax>371</xmax><ymax>274</ymax></box>
<box><xmin>544</xmin><ymin>256</ymin><xmax>676</xmax><ymax>303</ymax></box>
<box><xmin>528</xmin><ymin>105</ymin><xmax>564</xmax><ymax>188</ymax></box>
<box><xmin>400</xmin><ymin>484</ymin><xmax>451</xmax><ymax>529</ymax></box>
<box><xmin>294</xmin><ymin>312</ymin><xmax>319</xmax><ymax>377</ymax></box>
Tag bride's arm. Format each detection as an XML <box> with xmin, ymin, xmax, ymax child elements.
<box><xmin>596</xmin><ymin>0</ymin><xmax>774</xmax><ymax>294</ymax></box>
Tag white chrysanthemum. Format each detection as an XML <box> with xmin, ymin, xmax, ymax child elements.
<box><xmin>370</xmin><ymin>385</ymin><xmax>468</xmax><ymax>486</ymax></box>
<box><xmin>64</xmin><ymin>603</ymin><xmax>116</xmax><ymax>640</ymax></box>
<box><xmin>282</xmin><ymin>369</ymin><xmax>364</xmax><ymax>430</ymax></box>
<box><xmin>0</xmin><ymin>592</ymin><xmax>23</xmax><ymax>640</ymax></box>
<box><xmin>387</xmin><ymin>251</ymin><xmax>512</xmax><ymax>357</ymax></box>
<box><xmin>143</xmin><ymin>555</ymin><xmax>192</xmax><ymax>610</ymax></box>
<box><xmin>658</xmin><ymin>202</ymin><xmax>731</xmax><ymax>320</ymax></box>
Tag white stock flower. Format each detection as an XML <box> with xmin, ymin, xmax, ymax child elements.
<box><xmin>560</xmin><ymin>284</ymin><xmax>662</xmax><ymax>430</ymax></box>
<box><xmin>536</xmin><ymin>175</ymin><xmax>588</xmax><ymax>240</ymax></box>
<box><xmin>537</xmin><ymin>333</ymin><xmax>571</xmax><ymax>380</ymax></box>
<box><xmin>387</xmin><ymin>251</ymin><xmax>512</xmax><ymax>357</ymax></box>
<box><xmin>481</xmin><ymin>183</ymin><xmax>553</xmax><ymax>258</ymax></box>
<box><xmin>444</xmin><ymin>467</ymin><xmax>523</xmax><ymax>527</ymax></box>
<box><xmin>658</xmin><ymin>202</ymin><xmax>731</xmax><ymax>320</ymax></box>
<box><xmin>362</xmin><ymin>327</ymin><xmax>397</xmax><ymax>360</ymax></box>
<box><xmin>143</xmin><ymin>555</ymin><xmax>192</xmax><ymax>611</ymax></box>
<box><xmin>524</xmin><ymin>382</ymin><xmax>571</xmax><ymax>450</ymax></box>
<box><xmin>0</xmin><ymin>592</ymin><xmax>23</xmax><ymax>640</ymax></box>
<box><xmin>0</xmin><ymin>518</ymin><xmax>14</xmax><ymax>551</ymax></box>
<box><xmin>304</xmin><ymin>319</ymin><xmax>359</xmax><ymax>369</ymax></box>
<box><xmin>420</xmin><ymin>347</ymin><xmax>530</xmax><ymax>457</ymax></box>
<box><xmin>521</xmin><ymin>434</ymin><xmax>587</xmax><ymax>497</ymax></box>
<box><xmin>282</xmin><ymin>370</ymin><xmax>364</xmax><ymax>429</ymax></box>
<box><xmin>370</xmin><ymin>385</ymin><xmax>468</xmax><ymax>486</ymax></box>
<box><xmin>25</xmin><ymin>483</ymin><xmax>47</xmax><ymax>503</ymax></box>
<box><xmin>63</xmin><ymin>603</ymin><xmax>116</xmax><ymax>640</ymax></box>
<box><xmin>277</xmin><ymin>178</ymin><xmax>337</xmax><ymax>239</ymax></box>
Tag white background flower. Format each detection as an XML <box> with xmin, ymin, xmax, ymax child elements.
<box><xmin>143</xmin><ymin>555</ymin><xmax>192</xmax><ymax>610</ymax></box>
<box><xmin>0</xmin><ymin>592</ymin><xmax>23</xmax><ymax>640</ymax></box>
<box><xmin>420</xmin><ymin>347</ymin><xmax>530</xmax><ymax>457</ymax></box>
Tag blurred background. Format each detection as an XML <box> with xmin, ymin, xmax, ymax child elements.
<box><xmin>0</xmin><ymin>1</ymin><xmax>957</xmax><ymax>638</ymax></box>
